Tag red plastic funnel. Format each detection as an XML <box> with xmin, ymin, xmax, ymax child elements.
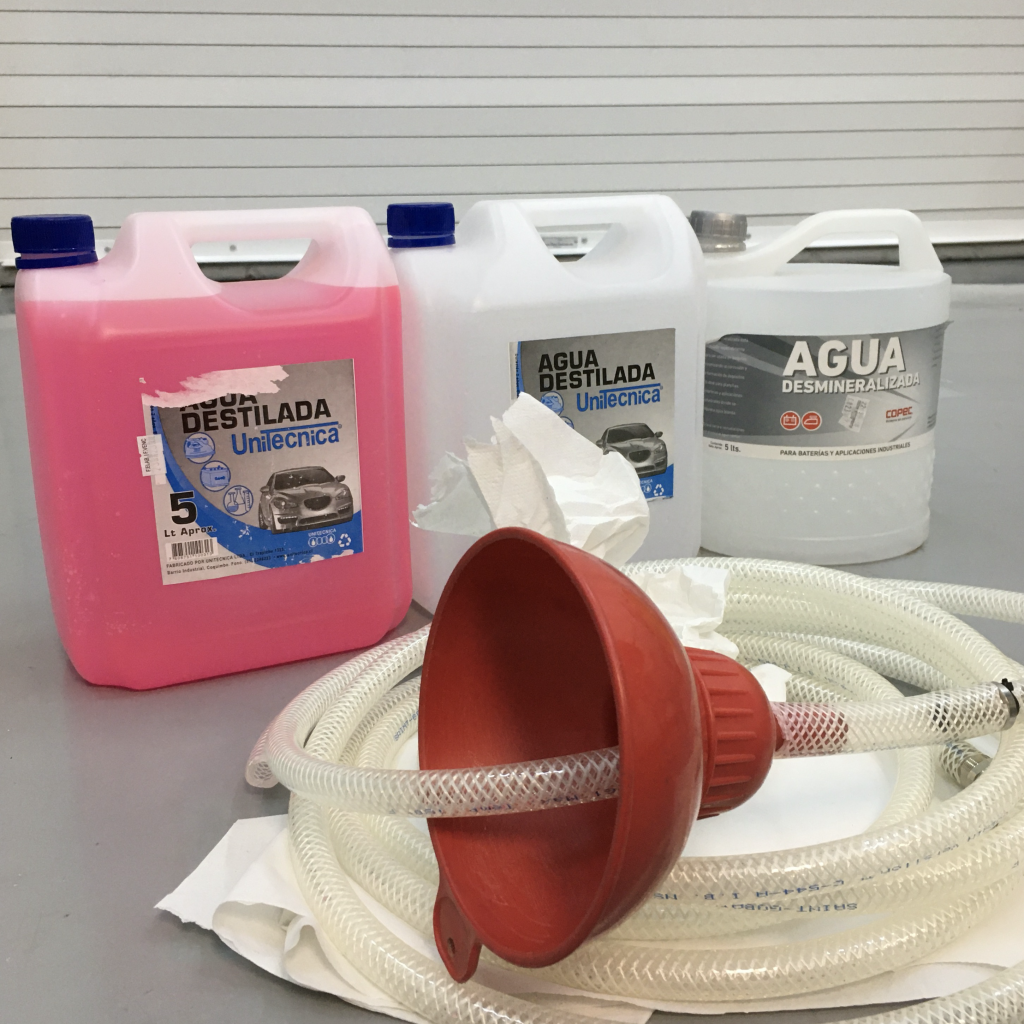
<box><xmin>418</xmin><ymin>528</ymin><xmax>775</xmax><ymax>981</ymax></box>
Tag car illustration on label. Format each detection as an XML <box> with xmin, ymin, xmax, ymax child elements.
<box><xmin>596</xmin><ymin>422</ymin><xmax>668</xmax><ymax>477</ymax></box>
<box><xmin>257</xmin><ymin>465</ymin><xmax>354</xmax><ymax>533</ymax></box>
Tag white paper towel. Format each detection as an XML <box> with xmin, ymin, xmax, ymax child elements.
<box><xmin>409</xmin><ymin>395</ymin><xmax>737</xmax><ymax>659</ymax></box>
<box><xmin>412</xmin><ymin>392</ymin><xmax>650</xmax><ymax>568</ymax></box>
<box><xmin>159</xmin><ymin>750</ymin><xmax>1024</xmax><ymax>1019</ymax></box>
<box><xmin>158</xmin><ymin>815</ymin><xmax>651</xmax><ymax>1024</ymax></box>
<box><xmin>628</xmin><ymin>564</ymin><xmax>739</xmax><ymax>658</ymax></box>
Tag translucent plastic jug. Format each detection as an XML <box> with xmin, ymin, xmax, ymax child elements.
<box><xmin>390</xmin><ymin>196</ymin><xmax>706</xmax><ymax>612</ymax></box>
<box><xmin>699</xmin><ymin>209</ymin><xmax>950</xmax><ymax>564</ymax></box>
<box><xmin>13</xmin><ymin>208</ymin><xmax>410</xmax><ymax>689</ymax></box>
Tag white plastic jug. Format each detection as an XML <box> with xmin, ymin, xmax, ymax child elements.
<box><xmin>391</xmin><ymin>195</ymin><xmax>706</xmax><ymax>612</ymax></box>
<box><xmin>700</xmin><ymin>209</ymin><xmax>951</xmax><ymax>564</ymax></box>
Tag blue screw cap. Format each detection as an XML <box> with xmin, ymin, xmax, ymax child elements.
<box><xmin>387</xmin><ymin>203</ymin><xmax>455</xmax><ymax>248</ymax></box>
<box><xmin>11</xmin><ymin>214</ymin><xmax>98</xmax><ymax>269</ymax></box>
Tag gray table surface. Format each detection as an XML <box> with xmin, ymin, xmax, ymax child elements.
<box><xmin>3</xmin><ymin>285</ymin><xmax>1023</xmax><ymax>1024</ymax></box>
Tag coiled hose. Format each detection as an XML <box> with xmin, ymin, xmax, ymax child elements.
<box><xmin>247</xmin><ymin>558</ymin><xmax>1024</xmax><ymax>1023</ymax></box>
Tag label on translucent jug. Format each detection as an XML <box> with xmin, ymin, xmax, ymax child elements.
<box><xmin>703</xmin><ymin>324</ymin><xmax>946</xmax><ymax>460</ymax></box>
<box><xmin>141</xmin><ymin>359</ymin><xmax>363</xmax><ymax>585</ymax></box>
<box><xmin>513</xmin><ymin>329</ymin><xmax>676</xmax><ymax>499</ymax></box>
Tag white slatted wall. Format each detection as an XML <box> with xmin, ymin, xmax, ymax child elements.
<box><xmin>2</xmin><ymin>0</ymin><xmax>1024</xmax><ymax>246</ymax></box>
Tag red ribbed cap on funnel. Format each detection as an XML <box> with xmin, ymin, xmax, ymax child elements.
<box><xmin>687</xmin><ymin>647</ymin><xmax>777</xmax><ymax>819</ymax></box>
<box><xmin>418</xmin><ymin>529</ymin><xmax>775</xmax><ymax>982</ymax></box>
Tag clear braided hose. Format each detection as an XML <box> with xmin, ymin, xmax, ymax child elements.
<box><xmin>773</xmin><ymin>683</ymin><xmax>1014</xmax><ymax>758</ymax></box>
<box><xmin>248</xmin><ymin>631</ymin><xmax>1006</xmax><ymax>813</ymax></box>
<box><xmin>246</xmin><ymin>626</ymin><xmax>619</xmax><ymax>816</ymax></box>
<box><xmin>252</xmin><ymin>558</ymin><xmax>1024</xmax><ymax>1024</ymax></box>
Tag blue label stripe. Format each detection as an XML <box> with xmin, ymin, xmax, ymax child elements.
<box><xmin>639</xmin><ymin>464</ymin><xmax>674</xmax><ymax>500</ymax></box>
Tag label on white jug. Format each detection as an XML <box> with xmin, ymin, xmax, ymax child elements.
<box><xmin>514</xmin><ymin>328</ymin><xmax>675</xmax><ymax>499</ymax></box>
<box><xmin>703</xmin><ymin>325</ymin><xmax>946</xmax><ymax>461</ymax></box>
<box><xmin>141</xmin><ymin>359</ymin><xmax>363</xmax><ymax>585</ymax></box>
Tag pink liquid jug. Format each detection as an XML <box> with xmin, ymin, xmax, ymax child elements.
<box><xmin>13</xmin><ymin>208</ymin><xmax>411</xmax><ymax>689</ymax></box>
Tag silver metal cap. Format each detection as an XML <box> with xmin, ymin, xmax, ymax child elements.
<box><xmin>689</xmin><ymin>211</ymin><xmax>749</xmax><ymax>252</ymax></box>
<box><xmin>939</xmin><ymin>740</ymin><xmax>992</xmax><ymax>788</ymax></box>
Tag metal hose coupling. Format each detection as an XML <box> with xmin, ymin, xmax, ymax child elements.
<box><xmin>997</xmin><ymin>678</ymin><xmax>1021</xmax><ymax>720</ymax></box>
<box><xmin>940</xmin><ymin>740</ymin><xmax>994</xmax><ymax>788</ymax></box>
<box><xmin>937</xmin><ymin>684</ymin><xmax>1017</xmax><ymax>790</ymax></box>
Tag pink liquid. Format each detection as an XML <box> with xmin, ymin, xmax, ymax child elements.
<box><xmin>17</xmin><ymin>278</ymin><xmax>411</xmax><ymax>689</ymax></box>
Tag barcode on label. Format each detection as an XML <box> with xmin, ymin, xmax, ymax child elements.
<box><xmin>165</xmin><ymin>537</ymin><xmax>218</xmax><ymax>561</ymax></box>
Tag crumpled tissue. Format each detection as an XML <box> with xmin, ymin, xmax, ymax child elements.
<box><xmin>629</xmin><ymin>563</ymin><xmax>739</xmax><ymax>659</ymax></box>
<box><xmin>412</xmin><ymin>392</ymin><xmax>649</xmax><ymax>568</ymax></box>
<box><xmin>409</xmin><ymin>393</ymin><xmax>738</xmax><ymax>661</ymax></box>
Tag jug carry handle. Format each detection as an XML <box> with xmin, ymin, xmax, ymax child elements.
<box><xmin>709</xmin><ymin>209</ymin><xmax>943</xmax><ymax>279</ymax></box>
<box><xmin>514</xmin><ymin>194</ymin><xmax>674</xmax><ymax>248</ymax></box>
<box><xmin>111</xmin><ymin>206</ymin><xmax>393</xmax><ymax>298</ymax></box>
<box><xmin>508</xmin><ymin>194</ymin><xmax>687</xmax><ymax>283</ymax></box>
<box><xmin>515</xmin><ymin>194</ymin><xmax>671</xmax><ymax>230</ymax></box>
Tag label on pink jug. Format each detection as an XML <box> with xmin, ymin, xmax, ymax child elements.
<box><xmin>141</xmin><ymin>359</ymin><xmax>363</xmax><ymax>585</ymax></box>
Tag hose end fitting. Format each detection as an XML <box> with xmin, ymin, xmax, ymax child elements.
<box><xmin>998</xmin><ymin>679</ymin><xmax>1020</xmax><ymax>722</ymax></box>
<box><xmin>939</xmin><ymin>740</ymin><xmax>993</xmax><ymax>788</ymax></box>
<box><xmin>244</xmin><ymin>726</ymin><xmax>281</xmax><ymax>788</ymax></box>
